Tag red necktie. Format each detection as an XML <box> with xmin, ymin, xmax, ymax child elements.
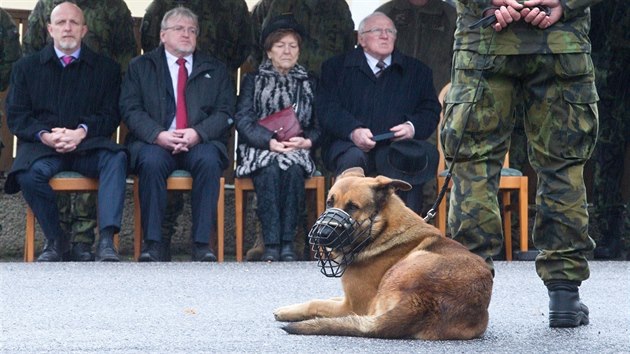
<box><xmin>176</xmin><ymin>58</ymin><xmax>188</xmax><ymax>129</ymax></box>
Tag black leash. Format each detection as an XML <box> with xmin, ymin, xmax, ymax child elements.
<box><xmin>423</xmin><ymin>28</ymin><xmax>496</xmax><ymax>223</ymax></box>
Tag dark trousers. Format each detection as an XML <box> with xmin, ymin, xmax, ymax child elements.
<box><xmin>329</xmin><ymin>143</ymin><xmax>424</xmax><ymax>214</ymax></box>
<box><xmin>252</xmin><ymin>164</ymin><xmax>305</xmax><ymax>246</ymax></box>
<box><xmin>16</xmin><ymin>150</ymin><xmax>127</xmax><ymax>241</ymax></box>
<box><xmin>135</xmin><ymin>143</ymin><xmax>225</xmax><ymax>244</ymax></box>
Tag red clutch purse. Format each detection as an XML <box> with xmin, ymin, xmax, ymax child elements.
<box><xmin>258</xmin><ymin>105</ymin><xmax>303</xmax><ymax>142</ymax></box>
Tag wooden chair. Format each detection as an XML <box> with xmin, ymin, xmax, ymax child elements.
<box><xmin>435</xmin><ymin>83</ymin><xmax>529</xmax><ymax>260</ymax></box>
<box><xmin>233</xmin><ymin>174</ymin><xmax>326</xmax><ymax>262</ymax></box>
<box><xmin>24</xmin><ymin>171</ymin><xmax>120</xmax><ymax>262</ymax></box>
<box><xmin>133</xmin><ymin>171</ymin><xmax>225</xmax><ymax>262</ymax></box>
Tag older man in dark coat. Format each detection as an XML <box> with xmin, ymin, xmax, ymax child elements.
<box><xmin>317</xmin><ymin>12</ymin><xmax>440</xmax><ymax>214</ymax></box>
<box><xmin>5</xmin><ymin>2</ymin><xmax>127</xmax><ymax>262</ymax></box>
<box><xmin>120</xmin><ymin>7</ymin><xmax>235</xmax><ymax>262</ymax></box>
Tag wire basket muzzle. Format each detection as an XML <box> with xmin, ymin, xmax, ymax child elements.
<box><xmin>308</xmin><ymin>208</ymin><xmax>371</xmax><ymax>277</ymax></box>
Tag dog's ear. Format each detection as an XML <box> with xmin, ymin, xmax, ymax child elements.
<box><xmin>374</xmin><ymin>175</ymin><xmax>412</xmax><ymax>191</ymax></box>
<box><xmin>338</xmin><ymin>167</ymin><xmax>365</xmax><ymax>179</ymax></box>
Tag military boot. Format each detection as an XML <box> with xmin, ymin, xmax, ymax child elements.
<box><xmin>547</xmin><ymin>281</ymin><xmax>589</xmax><ymax>328</ymax></box>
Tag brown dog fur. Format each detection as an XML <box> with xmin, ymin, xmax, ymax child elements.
<box><xmin>273</xmin><ymin>167</ymin><xmax>493</xmax><ymax>340</ymax></box>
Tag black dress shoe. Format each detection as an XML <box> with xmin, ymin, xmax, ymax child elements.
<box><xmin>139</xmin><ymin>240</ymin><xmax>161</xmax><ymax>262</ymax></box>
<box><xmin>70</xmin><ymin>242</ymin><xmax>94</xmax><ymax>262</ymax></box>
<box><xmin>262</xmin><ymin>245</ymin><xmax>280</xmax><ymax>262</ymax></box>
<box><xmin>548</xmin><ymin>281</ymin><xmax>589</xmax><ymax>328</ymax></box>
<box><xmin>37</xmin><ymin>238</ymin><xmax>64</xmax><ymax>262</ymax></box>
<box><xmin>192</xmin><ymin>242</ymin><xmax>217</xmax><ymax>262</ymax></box>
<box><xmin>95</xmin><ymin>233</ymin><xmax>119</xmax><ymax>262</ymax></box>
<box><xmin>280</xmin><ymin>243</ymin><xmax>297</xmax><ymax>262</ymax></box>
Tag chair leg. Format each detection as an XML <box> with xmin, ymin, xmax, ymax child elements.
<box><xmin>25</xmin><ymin>207</ymin><xmax>36</xmax><ymax>262</ymax></box>
<box><xmin>502</xmin><ymin>191</ymin><xmax>513</xmax><ymax>261</ymax></box>
<box><xmin>234</xmin><ymin>180</ymin><xmax>245</xmax><ymax>262</ymax></box>
<box><xmin>133</xmin><ymin>177</ymin><xmax>142</xmax><ymax>261</ymax></box>
<box><xmin>217</xmin><ymin>177</ymin><xmax>225</xmax><ymax>262</ymax></box>
<box><xmin>519</xmin><ymin>180</ymin><xmax>529</xmax><ymax>253</ymax></box>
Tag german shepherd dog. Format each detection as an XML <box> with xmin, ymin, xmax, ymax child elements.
<box><xmin>274</xmin><ymin>168</ymin><xmax>493</xmax><ymax>340</ymax></box>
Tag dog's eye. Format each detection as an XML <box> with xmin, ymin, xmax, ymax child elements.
<box><xmin>326</xmin><ymin>197</ymin><xmax>335</xmax><ymax>208</ymax></box>
<box><xmin>346</xmin><ymin>202</ymin><xmax>359</xmax><ymax>213</ymax></box>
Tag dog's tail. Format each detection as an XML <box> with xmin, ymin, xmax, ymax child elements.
<box><xmin>282</xmin><ymin>311</ymin><xmax>415</xmax><ymax>339</ymax></box>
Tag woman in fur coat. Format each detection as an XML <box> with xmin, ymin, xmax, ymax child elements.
<box><xmin>234</xmin><ymin>15</ymin><xmax>320</xmax><ymax>262</ymax></box>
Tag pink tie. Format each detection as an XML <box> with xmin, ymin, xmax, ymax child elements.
<box><xmin>62</xmin><ymin>55</ymin><xmax>74</xmax><ymax>66</ymax></box>
<box><xmin>176</xmin><ymin>58</ymin><xmax>188</xmax><ymax>129</ymax></box>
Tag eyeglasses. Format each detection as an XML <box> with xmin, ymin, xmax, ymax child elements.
<box><xmin>164</xmin><ymin>26</ymin><xmax>198</xmax><ymax>36</ymax></box>
<box><xmin>360</xmin><ymin>28</ymin><xmax>397</xmax><ymax>36</ymax></box>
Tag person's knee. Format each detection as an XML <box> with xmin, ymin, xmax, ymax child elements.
<box><xmin>335</xmin><ymin>147</ymin><xmax>367</xmax><ymax>174</ymax></box>
<box><xmin>189</xmin><ymin>144</ymin><xmax>225</xmax><ymax>176</ymax></box>
<box><xmin>137</xmin><ymin>147</ymin><xmax>171</xmax><ymax>176</ymax></box>
<box><xmin>17</xmin><ymin>162</ymin><xmax>54</xmax><ymax>189</ymax></box>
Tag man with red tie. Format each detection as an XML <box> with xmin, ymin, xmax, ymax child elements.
<box><xmin>5</xmin><ymin>1</ymin><xmax>127</xmax><ymax>262</ymax></box>
<box><xmin>120</xmin><ymin>6</ymin><xmax>235</xmax><ymax>262</ymax></box>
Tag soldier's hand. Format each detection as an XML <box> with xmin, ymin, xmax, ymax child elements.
<box><xmin>522</xmin><ymin>0</ymin><xmax>563</xmax><ymax>29</ymax></box>
<box><xmin>488</xmin><ymin>0</ymin><xmax>523</xmax><ymax>32</ymax></box>
<box><xmin>351</xmin><ymin>127</ymin><xmax>376</xmax><ymax>152</ymax></box>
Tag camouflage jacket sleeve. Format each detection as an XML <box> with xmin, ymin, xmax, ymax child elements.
<box><xmin>22</xmin><ymin>1</ymin><xmax>52</xmax><ymax>55</ymax></box>
<box><xmin>1</xmin><ymin>9</ymin><xmax>22</xmax><ymax>91</ymax></box>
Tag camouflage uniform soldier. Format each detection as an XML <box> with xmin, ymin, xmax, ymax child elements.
<box><xmin>443</xmin><ymin>0</ymin><xmax>599</xmax><ymax>327</ymax></box>
<box><xmin>376</xmin><ymin>0</ymin><xmax>456</xmax><ymax>218</ymax></box>
<box><xmin>249</xmin><ymin>0</ymin><xmax>355</xmax><ymax>78</ymax></box>
<box><xmin>590</xmin><ymin>0</ymin><xmax>629</xmax><ymax>259</ymax></box>
<box><xmin>141</xmin><ymin>0</ymin><xmax>252</xmax><ymax>73</ymax></box>
<box><xmin>1</xmin><ymin>7</ymin><xmax>22</xmax><ymax>148</ymax></box>
<box><xmin>1</xmin><ymin>7</ymin><xmax>22</xmax><ymax>234</ymax></box>
<box><xmin>23</xmin><ymin>0</ymin><xmax>137</xmax><ymax>261</ymax></box>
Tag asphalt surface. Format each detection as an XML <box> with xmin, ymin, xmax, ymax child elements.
<box><xmin>1</xmin><ymin>260</ymin><xmax>629</xmax><ymax>353</ymax></box>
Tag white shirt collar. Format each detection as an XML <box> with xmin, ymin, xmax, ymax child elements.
<box><xmin>55</xmin><ymin>47</ymin><xmax>81</xmax><ymax>63</ymax></box>
<box><xmin>164</xmin><ymin>49</ymin><xmax>193</xmax><ymax>71</ymax></box>
<box><xmin>363</xmin><ymin>52</ymin><xmax>392</xmax><ymax>74</ymax></box>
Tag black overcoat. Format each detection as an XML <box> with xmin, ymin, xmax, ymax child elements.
<box><xmin>5</xmin><ymin>44</ymin><xmax>125</xmax><ymax>194</ymax></box>
<box><xmin>119</xmin><ymin>45</ymin><xmax>235</xmax><ymax>170</ymax></box>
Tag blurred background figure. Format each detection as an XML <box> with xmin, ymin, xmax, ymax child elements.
<box><xmin>0</xmin><ymin>6</ymin><xmax>22</xmax><ymax>236</ymax></box>
<box><xmin>247</xmin><ymin>0</ymin><xmax>355</xmax><ymax>78</ymax></box>
<box><xmin>589</xmin><ymin>0</ymin><xmax>629</xmax><ymax>260</ymax></box>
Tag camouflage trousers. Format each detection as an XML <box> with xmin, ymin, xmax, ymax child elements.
<box><xmin>57</xmin><ymin>193</ymin><xmax>97</xmax><ymax>244</ymax></box>
<box><xmin>442</xmin><ymin>51</ymin><xmax>598</xmax><ymax>283</ymax></box>
<box><xmin>57</xmin><ymin>190</ymin><xmax>182</xmax><ymax>245</ymax></box>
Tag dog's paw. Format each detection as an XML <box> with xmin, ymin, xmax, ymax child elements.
<box><xmin>274</xmin><ymin>304</ymin><xmax>306</xmax><ymax>322</ymax></box>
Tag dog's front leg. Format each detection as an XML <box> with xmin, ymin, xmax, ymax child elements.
<box><xmin>274</xmin><ymin>297</ymin><xmax>349</xmax><ymax>322</ymax></box>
